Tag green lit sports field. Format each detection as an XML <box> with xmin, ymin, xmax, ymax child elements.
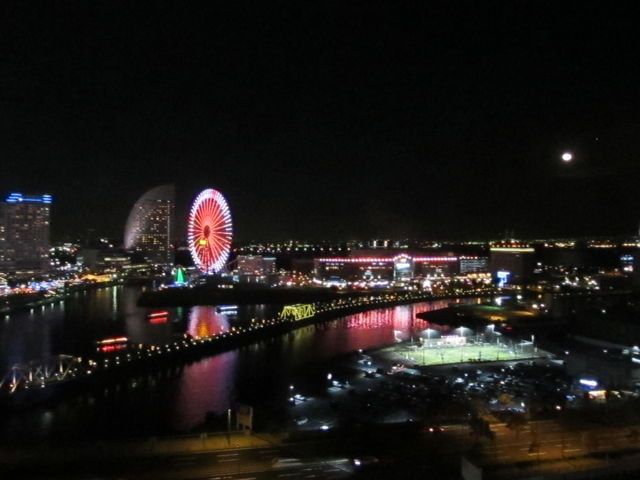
<box><xmin>386</xmin><ymin>344</ymin><xmax>536</xmax><ymax>366</ymax></box>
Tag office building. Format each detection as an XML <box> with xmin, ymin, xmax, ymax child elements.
<box><xmin>236</xmin><ymin>255</ymin><xmax>276</xmax><ymax>283</ymax></box>
<box><xmin>489</xmin><ymin>242</ymin><xmax>536</xmax><ymax>285</ymax></box>
<box><xmin>0</xmin><ymin>193</ymin><xmax>52</xmax><ymax>274</ymax></box>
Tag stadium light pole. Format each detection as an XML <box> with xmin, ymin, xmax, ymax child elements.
<box><xmin>425</xmin><ymin>328</ymin><xmax>435</xmax><ymax>347</ymax></box>
<box><xmin>487</xmin><ymin>323</ymin><xmax>495</xmax><ymax>344</ymax></box>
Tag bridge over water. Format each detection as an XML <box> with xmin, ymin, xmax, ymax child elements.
<box><xmin>0</xmin><ymin>289</ymin><xmax>493</xmax><ymax>397</ymax></box>
<box><xmin>0</xmin><ymin>355</ymin><xmax>88</xmax><ymax>394</ymax></box>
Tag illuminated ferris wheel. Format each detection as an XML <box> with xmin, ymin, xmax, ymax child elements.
<box><xmin>187</xmin><ymin>188</ymin><xmax>233</xmax><ymax>274</ymax></box>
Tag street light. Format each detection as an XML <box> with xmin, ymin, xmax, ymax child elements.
<box><xmin>458</xmin><ymin>326</ymin><xmax>466</xmax><ymax>362</ymax></box>
<box><xmin>486</xmin><ymin>324</ymin><xmax>495</xmax><ymax>343</ymax></box>
<box><xmin>393</xmin><ymin>329</ymin><xmax>402</xmax><ymax>343</ymax></box>
<box><xmin>424</xmin><ymin>328</ymin><xmax>435</xmax><ymax>346</ymax></box>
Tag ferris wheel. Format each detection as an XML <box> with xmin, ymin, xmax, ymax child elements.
<box><xmin>187</xmin><ymin>188</ymin><xmax>233</xmax><ymax>274</ymax></box>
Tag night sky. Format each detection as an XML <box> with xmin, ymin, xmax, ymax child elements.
<box><xmin>1</xmin><ymin>2</ymin><xmax>639</xmax><ymax>242</ymax></box>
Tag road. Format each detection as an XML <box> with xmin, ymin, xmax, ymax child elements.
<box><xmin>63</xmin><ymin>445</ymin><xmax>355</xmax><ymax>480</ymax></box>
<box><xmin>472</xmin><ymin>419</ymin><xmax>640</xmax><ymax>465</ymax></box>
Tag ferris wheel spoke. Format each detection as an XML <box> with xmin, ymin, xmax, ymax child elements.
<box><xmin>192</xmin><ymin>216</ymin><xmax>204</xmax><ymax>229</ymax></box>
<box><xmin>208</xmin><ymin>234</ymin><xmax>224</xmax><ymax>255</ymax></box>
<box><xmin>210</xmin><ymin>222</ymin><xmax>230</xmax><ymax>233</ymax></box>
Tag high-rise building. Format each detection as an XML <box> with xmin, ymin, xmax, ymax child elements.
<box><xmin>489</xmin><ymin>242</ymin><xmax>535</xmax><ymax>285</ymax></box>
<box><xmin>124</xmin><ymin>185</ymin><xmax>175</xmax><ymax>265</ymax></box>
<box><xmin>0</xmin><ymin>193</ymin><xmax>52</xmax><ymax>273</ymax></box>
<box><xmin>0</xmin><ymin>217</ymin><xmax>6</xmax><ymax>271</ymax></box>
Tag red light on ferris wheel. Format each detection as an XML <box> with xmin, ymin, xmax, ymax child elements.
<box><xmin>187</xmin><ymin>188</ymin><xmax>233</xmax><ymax>274</ymax></box>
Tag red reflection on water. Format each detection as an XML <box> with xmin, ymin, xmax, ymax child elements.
<box><xmin>172</xmin><ymin>299</ymin><xmax>478</xmax><ymax>430</ymax></box>
<box><xmin>172</xmin><ymin>306</ymin><xmax>237</xmax><ymax>430</ymax></box>
<box><xmin>187</xmin><ymin>307</ymin><xmax>230</xmax><ymax>338</ymax></box>
<box><xmin>173</xmin><ymin>350</ymin><xmax>238</xmax><ymax>430</ymax></box>
<box><xmin>312</xmin><ymin>300</ymin><xmax>469</xmax><ymax>356</ymax></box>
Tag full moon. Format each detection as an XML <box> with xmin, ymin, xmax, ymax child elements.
<box><xmin>561</xmin><ymin>152</ymin><xmax>573</xmax><ymax>162</ymax></box>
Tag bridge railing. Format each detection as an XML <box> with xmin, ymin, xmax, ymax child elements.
<box><xmin>0</xmin><ymin>355</ymin><xmax>85</xmax><ymax>394</ymax></box>
<box><xmin>279</xmin><ymin>304</ymin><xmax>316</xmax><ymax>321</ymax></box>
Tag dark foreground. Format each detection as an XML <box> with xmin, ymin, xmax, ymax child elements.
<box><xmin>2</xmin><ymin>424</ymin><xmax>461</xmax><ymax>480</ymax></box>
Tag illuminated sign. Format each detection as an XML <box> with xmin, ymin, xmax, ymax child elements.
<box><xmin>5</xmin><ymin>193</ymin><xmax>52</xmax><ymax>204</ymax></box>
<box><xmin>496</xmin><ymin>270</ymin><xmax>510</xmax><ymax>287</ymax></box>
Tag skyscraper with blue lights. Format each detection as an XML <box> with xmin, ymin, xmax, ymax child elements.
<box><xmin>0</xmin><ymin>193</ymin><xmax>52</xmax><ymax>274</ymax></box>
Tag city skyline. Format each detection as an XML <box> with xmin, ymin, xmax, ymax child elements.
<box><xmin>5</xmin><ymin>4</ymin><xmax>640</xmax><ymax>480</ymax></box>
<box><xmin>1</xmin><ymin>4</ymin><xmax>639</xmax><ymax>241</ymax></box>
<box><xmin>8</xmin><ymin>183</ymin><xmax>640</xmax><ymax>245</ymax></box>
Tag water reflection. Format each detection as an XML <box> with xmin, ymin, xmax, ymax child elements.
<box><xmin>174</xmin><ymin>350</ymin><xmax>238</xmax><ymax>430</ymax></box>
<box><xmin>0</xmin><ymin>288</ymin><xmax>285</xmax><ymax>372</ymax></box>
<box><xmin>188</xmin><ymin>307</ymin><xmax>230</xmax><ymax>338</ymax></box>
<box><xmin>172</xmin><ymin>300</ymin><xmax>478</xmax><ymax>432</ymax></box>
<box><xmin>0</xmin><ymin>291</ymin><xmax>481</xmax><ymax>441</ymax></box>
<box><xmin>286</xmin><ymin>300</ymin><xmax>462</xmax><ymax>365</ymax></box>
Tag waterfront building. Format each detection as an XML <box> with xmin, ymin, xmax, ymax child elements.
<box><xmin>236</xmin><ymin>255</ymin><xmax>276</xmax><ymax>283</ymax></box>
<box><xmin>0</xmin><ymin>193</ymin><xmax>52</xmax><ymax>274</ymax></box>
<box><xmin>313</xmin><ymin>250</ymin><xmax>459</xmax><ymax>282</ymax></box>
<box><xmin>77</xmin><ymin>248</ymin><xmax>131</xmax><ymax>270</ymax></box>
<box><xmin>124</xmin><ymin>184</ymin><xmax>175</xmax><ymax>265</ymax></box>
<box><xmin>489</xmin><ymin>241</ymin><xmax>535</xmax><ymax>285</ymax></box>
<box><xmin>459</xmin><ymin>256</ymin><xmax>489</xmax><ymax>274</ymax></box>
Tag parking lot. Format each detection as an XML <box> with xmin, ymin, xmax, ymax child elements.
<box><xmin>285</xmin><ymin>345</ymin><xmax>571</xmax><ymax>435</ymax></box>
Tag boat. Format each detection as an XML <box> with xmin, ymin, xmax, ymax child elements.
<box><xmin>95</xmin><ymin>336</ymin><xmax>128</xmax><ymax>353</ymax></box>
